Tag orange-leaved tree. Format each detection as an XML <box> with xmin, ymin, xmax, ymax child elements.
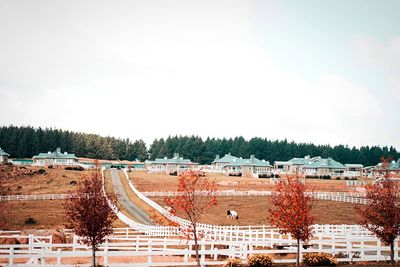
<box><xmin>357</xmin><ymin>157</ymin><xmax>400</xmax><ymax>266</ymax></box>
<box><xmin>270</xmin><ymin>175</ymin><xmax>314</xmax><ymax>267</ymax></box>
<box><xmin>165</xmin><ymin>171</ymin><xmax>217</xmax><ymax>267</ymax></box>
<box><xmin>64</xmin><ymin>169</ymin><xmax>118</xmax><ymax>267</ymax></box>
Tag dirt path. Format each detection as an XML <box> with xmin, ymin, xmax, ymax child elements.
<box><xmin>110</xmin><ymin>169</ymin><xmax>153</xmax><ymax>225</ymax></box>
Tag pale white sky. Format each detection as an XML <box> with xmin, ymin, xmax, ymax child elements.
<box><xmin>0</xmin><ymin>0</ymin><xmax>399</xmax><ymax>148</ymax></box>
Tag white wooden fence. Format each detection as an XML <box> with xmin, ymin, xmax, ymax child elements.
<box><xmin>1</xmin><ymin>229</ymin><xmax>399</xmax><ymax>266</ymax></box>
<box><xmin>0</xmin><ymin>194</ymin><xmax>71</xmax><ymax>201</ymax></box>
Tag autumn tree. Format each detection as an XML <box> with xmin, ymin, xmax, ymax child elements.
<box><xmin>64</xmin><ymin>169</ymin><xmax>118</xmax><ymax>267</ymax></box>
<box><xmin>357</xmin><ymin>157</ymin><xmax>400</xmax><ymax>266</ymax></box>
<box><xmin>165</xmin><ymin>171</ymin><xmax>217</xmax><ymax>267</ymax></box>
<box><xmin>269</xmin><ymin>176</ymin><xmax>314</xmax><ymax>267</ymax></box>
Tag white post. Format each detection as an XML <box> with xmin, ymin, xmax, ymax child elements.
<box><xmin>104</xmin><ymin>247</ymin><xmax>108</xmax><ymax>266</ymax></box>
<box><xmin>147</xmin><ymin>240</ymin><xmax>152</xmax><ymax>265</ymax></box>
<box><xmin>9</xmin><ymin>247</ymin><xmax>14</xmax><ymax>267</ymax></box>
<box><xmin>56</xmin><ymin>248</ymin><xmax>61</xmax><ymax>266</ymax></box>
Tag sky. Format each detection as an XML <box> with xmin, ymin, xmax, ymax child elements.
<box><xmin>0</xmin><ymin>0</ymin><xmax>399</xmax><ymax>148</ymax></box>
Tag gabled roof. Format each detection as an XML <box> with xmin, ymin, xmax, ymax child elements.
<box><xmin>146</xmin><ymin>154</ymin><xmax>197</xmax><ymax>165</ymax></box>
<box><xmin>373</xmin><ymin>160</ymin><xmax>400</xmax><ymax>171</ymax></box>
<box><xmin>226</xmin><ymin>156</ymin><xmax>271</xmax><ymax>167</ymax></box>
<box><xmin>212</xmin><ymin>153</ymin><xmax>238</xmax><ymax>164</ymax></box>
<box><xmin>345</xmin><ymin>164</ymin><xmax>364</xmax><ymax>168</ymax></box>
<box><xmin>33</xmin><ymin>148</ymin><xmax>77</xmax><ymax>160</ymax></box>
<box><xmin>0</xmin><ymin>148</ymin><xmax>10</xmax><ymax>157</ymax></box>
<box><xmin>304</xmin><ymin>158</ymin><xmax>346</xmax><ymax>169</ymax></box>
<box><xmin>288</xmin><ymin>156</ymin><xmax>321</xmax><ymax>165</ymax></box>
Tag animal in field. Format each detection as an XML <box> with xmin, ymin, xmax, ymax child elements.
<box><xmin>227</xmin><ymin>210</ymin><xmax>239</xmax><ymax>220</ymax></box>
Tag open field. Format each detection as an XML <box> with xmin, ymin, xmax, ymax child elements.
<box><xmin>151</xmin><ymin>196</ymin><xmax>362</xmax><ymax>225</ymax></box>
<box><xmin>128</xmin><ymin>171</ymin><xmax>370</xmax><ymax>192</ymax></box>
<box><xmin>1</xmin><ymin>166</ymin><xmax>89</xmax><ymax>195</ymax></box>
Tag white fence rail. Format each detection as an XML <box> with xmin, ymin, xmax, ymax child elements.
<box><xmin>0</xmin><ymin>194</ymin><xmax>72</xmax><ymax>201</ymax></box>
<box><xmin>1</xmin><ymin>230</ymin><xmax>399</xmax><ymax>266</ymax></box>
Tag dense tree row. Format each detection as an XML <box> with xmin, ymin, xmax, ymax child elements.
<box><xmin>0</xmin><ymin>126</ymin><xmax>147</xmax><ymax>161</ymax></box>
<box><xmin>0</xmin><ymin>126</ymin><xmax>399</xmax><ymax>166</ymax></box>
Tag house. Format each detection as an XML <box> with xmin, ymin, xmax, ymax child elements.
<box><xmin>303</xmin><ymin>157</ymin><xmax>347</xmax><ymax>177</ymax></box>
<box><xmin>0</xmin><ymin>148</ymin><xmax>10</xmax><ymax>164</ymax></box>
<box><xmin>345</xmin><ymin>164</ymin><xmax>364</xmax><ymax>177</ymax></box>
<box><xmin>145</xmin><ymin>153</ymin><xmax>198</xmax><ymax>174</ymax></box>
<box><xmin>224</xmin><ymin>155</ymin><xmax>272</xmax><ymax>178</ymax></box>
<box><xmin>371</xmin><ymin>159</ymin><xmax>400</xmax><ymax>178</ymax></box>
<box><xmin>211</xmin><ymin>153</ymin><xmax>239</xmax><ymax>171</ymax></box>
<box><xmin>274</xmin><ymin>155</ymin><xmax>321</xmax><ymax>174</ymax></box>
<box><xmin>32</xmin><ymin>148</ymin><xmax>78</xmax><ymax>167</ymax></box>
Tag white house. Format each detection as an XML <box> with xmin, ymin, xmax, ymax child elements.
<box><xmin>0</xmin><ymin>148</ymin><xmax>10</xmax><ymax>164</ymax></box>
<box><xmin>274</xmin><ymin>155</ymin><xmax>321</xmax><ymax>174</ymax></box>
<box><xmin>345</xmin><ymin>164</ymin><xmax>364</xmax><ymax>177</ymax></box>
<box><xmin>303</xmin><ymin>157</ymin><xmax>347</xmax><ymax>177</ymax></box>
<box><xmin>145</xmin><ymin>153</ymin><xmax>198</xmax><ymax>174</ymax></box>
<box><xmin>224</xmin><ymin>155</ymin><xmax>272</xmax><ymax>178</ymax></box>
<box><xmin>32</xmin><ymin>148</ymin><xmax>78</xmax><ymax>167</ymax></box>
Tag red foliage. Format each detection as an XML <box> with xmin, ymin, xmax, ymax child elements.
<box><xmin>270</xmin><ymin>175</ymin><xmax>314</xmax><ymax>267</ymax></box>
<box><xmin>357</xmin><ymin>157</ymin><xmax>400</xmax><ymax>266</ymax></box>
<box><xmin>148</xmin><ymin>208</ymin><xmax>179</xmax><ymax>227</ymax></box>
<box><xmin>64</xmin><ymin>169</ymin><xmax>117</xmax><ymax>267</ymax></box>
<box><xmin>164</xmin><ymin>170</ymin><xmax>217</xmax><ymax>267</ymax></box>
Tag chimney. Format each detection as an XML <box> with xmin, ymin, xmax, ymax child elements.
<box><xmin>56</xmin><ymin>148</ymin><xmax>61</xmax><ymax>153</ymax></box>
<box><xmin>250</xmin><ymin>154</ymin><xmax>255</xmax><ymax>163</ymax></box>
<box><xmin>173</xmin><ymin>153</ymin><xmax>179</xmax><ymax>159</ymax></box>
<box><xmin>215</xmin><ymin>155</ymin><xmax>220</xmax><ymax>161</ymax></box>
<box><xmin>305</xmin><ymin>155</ymin><xmax>310</xmax><ymax>160</ymax></box>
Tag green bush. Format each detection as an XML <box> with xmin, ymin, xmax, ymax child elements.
<box><xmin>223</xmin><ymin>258</ymin><xmax>242</xmax><ymax>267</ymax></box>
<box><xmin>248</xmin><ymin>254</ymin><xmax>273</xmax><ymax>267</ymax></box>
<box><xmin>302</xmin><ymin>252</ymin><xmax>337</xmax><ymax>266</ymax></box>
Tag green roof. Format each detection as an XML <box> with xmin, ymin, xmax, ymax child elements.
<box><xmin>212</xmin><ymin>153</ymin><xmax>238</xmax><ymax>164</ymax></box>
<box><xmin>227</xmin><ymin>156</ymin><xmax>271</xmax><ymax>167</ymax></box>
<box><xmin>0</xmin><ymin>148</ymin><xmax>10</xmax><ymax>157</ymax></box>
<box><xmin>146</xmin><ymin>153</ymin><xmax>197</xmax><ymax>165</ymax></box>
<box><xmin>304</xmin><ymin>158</ymin><xmax>346</xmax><ymax>169</ymax></box>
<box><xmin>33</xmin><ymin>148</ymin><xmax>77</xmax><ymax>160</ymax></box>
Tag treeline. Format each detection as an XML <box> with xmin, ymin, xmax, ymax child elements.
<box><xmin>0</xmin><ymin>126</ymin><xmax>147</xmax><ymax>161</ymax></box>
<box><xmin>149</xmin><ymin>136</ymin><xmax>400</xmax><ymax>166</ymax></box>
<box><xmin>0</xmin><ymin>126</ymin><xmax>399</xmax><ymax>166</ymax></box>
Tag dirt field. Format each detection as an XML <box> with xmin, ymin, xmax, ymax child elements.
<box><xmin>1</xmin><ymin>166</ymin><xmax>89</xmax><ymax>195</ymax></box>
<box><xmin>129</xmin><ymin>171</ymin><xmax>368</xmax><ymax>193</ymax></box>
<box><xmin>151</xmin><ymin>196</ymin><xmax>362</xmax><ymax>225</ymax></box>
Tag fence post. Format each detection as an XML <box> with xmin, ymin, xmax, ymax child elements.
<box><xmin>56</xmin><ymin>248</ymin><xmax>61</xmax><ymax>266</ymax></box>
<box><xmin>147</xmin><ymin>240</ymin><xmax>152</xmax><ymax>265</ymax></box>
<box><xmin>9</xmin><ymin>247</ymin><xmax>14</xmax><ymax>267</ymax></box>
<box><xmin>201</xmin><ymin>242</ymin><xmax>206</xmax><ymax>266</ymax></box>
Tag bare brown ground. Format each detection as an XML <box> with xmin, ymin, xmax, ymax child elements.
<box><xmin>152</xmin><ymin>196</ymin><xmax>362</xmax><ymax>225</ymax></box>
<box><xmin>129</xmin><ymin>171</ymin><xmax>368</xmax><ymax>193</ymax></box>
<box><xmin>4</xmin><ymin>200</ymin><xmax>126</xmax><ymax>230</ymax></box>
<box><xmin>1</xmin><ymin>166</ymin><xmax>89</xmax><ymax>195</ymax></box>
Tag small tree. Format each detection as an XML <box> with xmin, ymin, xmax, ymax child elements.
<box><xmin>165</xmin><ymin>171</ymin><xmax>217</xmax><ymax>267</ymax></box>
<box><xmin>270</xmin><ymin>176</ymin><xmax>314</xmax><ymax>267</ymax></box>
<box><xmin>357</xmin><ymin>157</ymin><xmax>400</xmax><ymax>266</ymax></box>
<box><xmin>64</xmin><ymin>169</ymin><xmax>118</xmax><ymax>267</ymax></box>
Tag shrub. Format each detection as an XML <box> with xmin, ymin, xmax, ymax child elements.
<box><xmin>247</xmin><ymin>254</ymin><xmax>273</xmax><ymax>267</ymax></box>
<box><xmin>335</xmin><ymin>177</ymin><xmax>341</xmax><ymax>180</ymax></box>
<box><xmin>223</xmin><ymin>258</ymin><xmax>242</xmax><ymax>267</ymax></box>
<box><xmin>302</xmin><ymin>252</ymin><xmax>337</xmax><ymax>266</ymax></box>
<box><xmin>38</xmin><ymin>168</ymin><xmax>47</xmax><ymax>174</ymax></box>
<box><xmin>65</xmin><ymin>166</ymin><xmax>84</xmax><ymax>171</ymax></box>
<box><xmin>24</xmin><ymin>217</ymin><xmax>37</xmax><ymax>225</ymax></box>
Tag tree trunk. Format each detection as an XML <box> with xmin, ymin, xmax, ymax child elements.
<box><xmin>390</xmin><ymin>241</ymin><xmax>395</xmax><ymax>267</ymax></box>
<box><xmin>193</xmin><ymin>224</ymin><xmax>200</xmax><ymax>267</ymax></box>
<box><xmin>297</xmin><ymin>239</ymin><xmax>300</xmax><ymax>267</ymax></box>
<box><xmin>92</xmin><ymin>243</ymin><xmax>96</xmax><ymax>267</ymax></box>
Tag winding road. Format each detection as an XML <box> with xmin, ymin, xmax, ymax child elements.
<box><xmin>109</xmin><ymin>169</ymin><xmax>153</xmax><ymax>225</ymax></box>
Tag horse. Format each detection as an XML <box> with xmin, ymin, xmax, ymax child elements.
<box><xmin>227</xmin><ymin>210</ymin><xmax>239</xmax><ymax>220</ymax></box>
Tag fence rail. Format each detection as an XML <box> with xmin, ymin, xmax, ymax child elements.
<box><xmin>0</xmin><ymin>194</ymin><xmax>72</xmax><ymax>201</ymax></box>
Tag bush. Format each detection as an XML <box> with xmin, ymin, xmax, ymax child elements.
<box><xmin>322</xmin><ymin>175</ymin><xmax>331</xmax><ymax>179</ymax></box>
<box><xmin>65</xmin><ymin>166</ymin><xmax>84</xmax><ymax>171</ymax></box>
<box><xmin>24</xmin><ymin>217</ymin><xmax>37</xmax><ymax>225</ymax></box>
<box><xmin>302</xmin><ymin>252</ymin><xmax>337</xmax><ymax>266</ymax></box>
<box><xmin>38</xmin><ymin>168</ymin><xmax>47</xmax><ymax>174</ymax></box>
<box><xmin>223</xmin><ymin>258</ymin><xmax>242</xmax><ymax>267</ymax></box>
<box><xmin>247</xmin><ymin>254</ymin><xmax>273</xmax><ymax>267</ymax></box>
<box><xmin>335</xmin><ymin>177</ymin><xmax>341</xmax><ymax>180</ymax></box>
